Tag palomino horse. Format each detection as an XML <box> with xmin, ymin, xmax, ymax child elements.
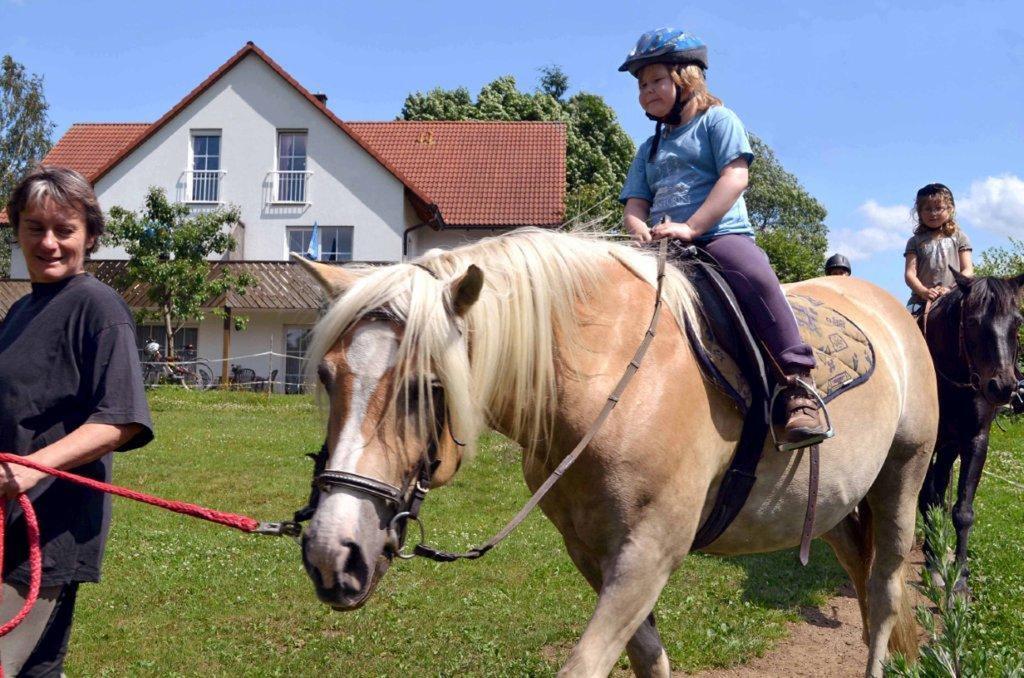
<box><xmin>295</xmin><ymin>229</ymin><xmax>936</xmax><ymax>677</ymax></box>
<box><xmin>917</xmin><ymin>269</ymin><xmax>1024</xmax><ymax>595</ymax></box>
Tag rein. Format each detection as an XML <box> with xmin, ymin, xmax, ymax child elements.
<box><xmin>295</xmin><ymin>240</ymin><xmax>670</xmax><ymax>562</ymax></box>
<box><xmin>923</xmin><ymin>293</ymin><xmax>986</xmax><ymax>394</ymax></box>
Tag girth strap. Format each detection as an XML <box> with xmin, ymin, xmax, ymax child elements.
<box><xmin>799</xmin><ymin>444</ymin><xmax>820</xmax><ymax>566</ymax></box>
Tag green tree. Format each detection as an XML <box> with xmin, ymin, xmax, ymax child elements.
<box><xmin>538</xmin><ymin>65</ymin><xmax>569</xmax><ymax>101</ymax></box>
<box><xmin>1</xmin><ymin>55</ymin><xmax>55</xmax><ymax>277</ymax></box>
<box><xmin>976</xmin><ymin>238</ymin><xmax>1024</xmax><ymax>278</ymax></box>
<box><xmin>105</xmin><ymin>187</ymin><xmax>254</xmax><ymax>356</ymax></box>
<box><xmin>400</xmin><ymin>72</ymin><xmax>634</xmax><ymax>228</ymax></box>
<box><xmin>746</xmin><ymin>134</ymin><xmax>829</xmax><ymax>282</ymax></box>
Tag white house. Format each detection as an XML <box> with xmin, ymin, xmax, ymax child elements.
<box><xmin>1</xmin><ymin>42</ymin><xmax>566</xmax><ymax>392</ymax></box>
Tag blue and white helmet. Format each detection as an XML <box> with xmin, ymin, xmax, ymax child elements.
<box><xmin>618</xmin><ymin>28</ymin><xmax>708</xmax><ymax>77</ymax></box>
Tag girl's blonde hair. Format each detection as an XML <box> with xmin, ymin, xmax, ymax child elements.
<box><xmin>912</xmin><ymin>183</ymin><xmax>960</xmax><ymax>237</ymax></box>
<box><xmin>671</xmin><ymin>64</ymin><xmax>722</xmax><ymax>114</ymax></box>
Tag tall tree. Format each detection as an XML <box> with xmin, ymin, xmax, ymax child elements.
<box><xmin>105</xmin><ymin>187</ymin><xmax>254</xmax><ymax>356</ymax></box>
<box><xmin>1</xmin><ymin>55</ymin><xmax>55</xmax><ymax>277</ymax></box>
<box><xmin>401</xmin><ymin>72</ymin><xmax>634</xmax><ymax>228</ymax></box>
<box><xmin>746</xmin><ymin>135</ymin><xmax>829</xmax><ymax>282</ymax></box>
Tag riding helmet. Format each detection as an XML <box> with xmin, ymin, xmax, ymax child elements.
<box><xmin>825</xmin><ymin>254</ymin><xmax>852</xmax><ymax>274</ymax></box>
<box><xmin>618</xmin><ymin>28</ymin><xmax>709</xmax><ymax>77</ymax></box>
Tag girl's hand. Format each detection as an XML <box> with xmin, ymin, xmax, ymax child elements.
<box><xmin>651</xmin><ymin>221</ymin><xmax>699</xmax><ymax>242</ymax></box>
<box><xmin>626</xmin><ymin>222</ymin><xmax>652</xmax><ymax>243</ymax></box>
<box><xmin>926</xmin><ymin>286</ymin><xmax>948</xmax><ymax>301</ymax></box>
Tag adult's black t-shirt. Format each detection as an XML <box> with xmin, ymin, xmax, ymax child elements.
<box><xmin>0</xmin><ymin>272</ymin><xmax>153</xmax><ymax>586</ymax></box>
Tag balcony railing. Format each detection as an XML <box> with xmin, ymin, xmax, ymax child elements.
<box><xmin>185</xmin><ymin>170</ymin><xmax>225</xmax><ymax>203</ymax></box>
<box><xmin>269</xmin><ymin>170</ymin><xmax>312</xmax><ymax>204</ymax></box>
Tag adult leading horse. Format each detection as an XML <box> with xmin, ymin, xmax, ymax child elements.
<box><xmin>295</xmin><ymin>229</ymin><xmax>935</xmax><ymax>677</ymax></box>
<box><xmin>917</xmin><ymin>269</ymin><xmax>1024</xmax><ymax>594</ymax></box>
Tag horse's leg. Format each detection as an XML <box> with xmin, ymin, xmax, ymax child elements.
<box><xmin>559</xmin><ymin>533</ymin><xmax>675</xmax><ymax>678</ymax></box>
<box><xmin>563</xmin><ymin>541</ymin><xmax>671</xmax><ymax>678</ymax></box>
<box><xmin>917</xmin><ymin>439</ymin><xmax>958</xmax><ymax>576</ymax></box>
<box><xmin>821</xmin><ymin>502</ymin><xmax>873</xmax><ymax>645</ymax></box>
<box><xmin>951</xmin><ymin>427</ymin><xmax>991</xmax><ymax>595</ymax></box>
<box><xmin>863</xmin><ymin>446</ymin><xmax>928</xmax><ymax>677</ymax></box>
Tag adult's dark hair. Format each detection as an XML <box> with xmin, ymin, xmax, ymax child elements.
<box><xmin>5</xmin><ymin>165</ymin><xmax>105</xmax><ymax>254</ymax></box>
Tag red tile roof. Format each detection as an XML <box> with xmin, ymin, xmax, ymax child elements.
<box><xmin>347</xmin><ymin>121</ymin><xmax>565</xmax><ymax>227</ymax></box>
<box><xmin>20</xmin><ymin>43</ymin><xmax>566</xmax><ymax>229</ymax></box>
<box><xmin>41</xmin><ymin>123</ymin><xmax>149</xmax><ymax>179</ymax></box>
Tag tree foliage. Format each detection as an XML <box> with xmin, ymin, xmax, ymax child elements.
<box><xmin>105</xmin><ymin>187</ymin><xmax>254</xmax><ymax>356</ymax></box>
<box><xmin>400</xmin><ymin>70</ymin><xmax>635</xmax><ymax>228</ymax></box>
<box><xmin>747</xmin><ymin>134</ymin><xmax>828</xmax><ymax>282</ymax></box>
<box><xmin>1</xmin><ymin>55</ymin><xmax>55</xmax><ymax>277</ymax></box>
<box><xmin>976</xmin><ymin>238</ymin><xmax>1024</xmax><ymax>278</ymax></box>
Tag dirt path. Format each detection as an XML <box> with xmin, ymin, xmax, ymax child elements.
<box><xmin>691</xmin><ymin>548</ymin><xmax>927</xmax><ymax>678</ymax></box>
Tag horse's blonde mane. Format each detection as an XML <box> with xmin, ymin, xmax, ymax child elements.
<box><xmin>305</xmin><ymin>228</ymin><xmax>702</xmax><ymax>460</ymax></box>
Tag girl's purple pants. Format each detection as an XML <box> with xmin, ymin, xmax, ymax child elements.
<box><xmin>701</xmin><ymin>234</ymin><xmax>815</xmax><ymax>376</ymax></box>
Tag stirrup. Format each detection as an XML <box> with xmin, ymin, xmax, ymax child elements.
<box><xmin>769</xmin><ymin>377</ymin><xmax>835</xmax><ymax>452</ymax></box>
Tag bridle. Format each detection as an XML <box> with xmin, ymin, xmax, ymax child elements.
<box><xmin>288</xmin><ymin>268</ymin><xmax>468</xmax><ymax>558</ymax></box>
<box><xmin>924</xmin><ymin>290</ymin><xmax>1019</xmax><ymax>405</ymax></box>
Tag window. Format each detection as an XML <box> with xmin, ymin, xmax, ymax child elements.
<box><xmin>136</xmin><ymin>326</ymin><xmax>199</xmax><ymax>359</ymax></box>
<box><xmin>191</xmin><ymin>132</ymin><xmax>221</xmax><ymax>202</ymax></box>
<box><xmin>277</xmin><ymin>131</ymin><xmax>308</xmax><ymax>202</ymax></box>
<box><xmin>287</xmin><ymin>225</ymin><xmax>353</xmax><ymax>262</ymax></box>
<box><xmin>284</xmin><ymin>326</ymin><xmax>313</xmax><ymax>394</ymax></box>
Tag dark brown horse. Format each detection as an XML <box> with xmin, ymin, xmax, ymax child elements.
<box><xmin>917</xmin><ymin>269</ymin><xmax>1024</xmax><ymax>594</ymax></box>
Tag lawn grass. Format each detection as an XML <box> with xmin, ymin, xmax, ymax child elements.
<box><xmin>64</xmin><ymin>389</ymin><xmax>1022</xmax><ymax>675</ymax></box>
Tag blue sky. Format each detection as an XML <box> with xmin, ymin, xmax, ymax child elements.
<box><xmin>4</xmin><ymin>0</ymin><xmax>1023</xmax><ymax>298</ymax></box>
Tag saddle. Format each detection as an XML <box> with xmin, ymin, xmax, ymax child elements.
<box><xmin>668</xmin><ymin>244</ymin><xmax>876</xmax><ymax>561</ymax></box>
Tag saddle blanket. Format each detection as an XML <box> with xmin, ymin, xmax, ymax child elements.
<box><xmin>696</xmin><ymin>293</ymin><xmax>876</xmax><ymax>412</ymax></box>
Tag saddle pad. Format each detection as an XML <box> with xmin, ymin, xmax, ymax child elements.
<box><xmin>693</xmin><ymin>293</ymin><xmax>875</xmax><ymax>412</ymax></box>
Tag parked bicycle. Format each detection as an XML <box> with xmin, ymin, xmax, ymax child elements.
<box><xmin>142</xmin><ymin>342</ymin><xmax>214</xmax><ymax>390</ymax></box>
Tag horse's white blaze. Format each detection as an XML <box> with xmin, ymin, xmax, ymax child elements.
<box><xmin>317</xmin><ymin>322</ymin><xmax>398</xmax><ymax>533</ymax></box>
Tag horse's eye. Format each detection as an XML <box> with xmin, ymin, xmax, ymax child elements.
<box><xmin>317</xmin><ymin>363</ymin><xmax>332</xmax><ymax>388</ymax></box>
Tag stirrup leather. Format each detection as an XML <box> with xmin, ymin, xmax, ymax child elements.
<box><xmin>769</xmin><ymin>377</ymin><xmax>835</xmax><ymax>451</ymax></box>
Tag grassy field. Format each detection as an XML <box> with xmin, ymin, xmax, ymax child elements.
<box><xmin>65</xmin><ymin>389</ymin><xmax>1024</xmax><ymax>676</ymax></box>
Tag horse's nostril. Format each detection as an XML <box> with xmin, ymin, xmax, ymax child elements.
<box><xmin>339</xmin><ymin>540</ymin><xmax>369</xmax><ymax>591</ymax></box>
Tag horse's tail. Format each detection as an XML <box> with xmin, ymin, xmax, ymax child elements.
<box><xmin>854</xmin><ymin>500</ymin><xmax>919</xmax><ymax>660</ymax></box>
<box><xmin>888</xmin><ymin>564</ymin><xmax>920</xmax><ymax>661</ymax></box>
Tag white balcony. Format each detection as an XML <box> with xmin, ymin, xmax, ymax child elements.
<box><xmin>184</xmin><ymin>170</ymin><xmax>225</xmax><ymax>203</ymax></box>
<box><xmin>267</xmin><ymin>170</ymin><xmax>312</xmax><ymax>205</ymax></box>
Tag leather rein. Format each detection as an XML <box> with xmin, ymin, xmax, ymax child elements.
<box><xmin>283</xmin><ymin>241</ymin><xmax>670</xmax><ymax>562</ymax></box>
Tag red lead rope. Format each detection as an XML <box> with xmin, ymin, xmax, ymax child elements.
<box><xmin>0</xmin><ymin>452</ymin><xmax>267</xmax><ymax>643</ymax></box>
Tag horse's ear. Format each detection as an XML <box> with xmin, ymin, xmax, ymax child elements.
<box><xmin>291</xmin><ymin>253</ymin><xmax>360</xmax><ymax>298</ymax></box>
<box><xmin>949</xmin><ymin>266</ymin><xmax>973</xmax><ymax>293</ymax></box>
<box><xmin>449</xmin><ymin>265</ymin><xmax>484</xmax><ymax>317</ymax></box>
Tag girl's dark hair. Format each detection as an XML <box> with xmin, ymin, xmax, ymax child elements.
<box><xmin>5</xmin><ymin>165</ymin><xmax>105</xmax><ymax>254</ymax></box>
<box><xmin>912</xmin><ymin>182</ymin><xmax>959</xmax><ymax>238</ymax></box>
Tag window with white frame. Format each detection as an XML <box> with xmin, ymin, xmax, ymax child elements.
<box><xmin>277</xmin><ymin>131</ymin><xmax>308</xmax><ymax>202</ymax></box>
<box><xmin>287</xmin><ymin>225</ymin><xmax>353</xmax><ymax>262</ymax></box>
<box><xmin>190</xmin><ymin>132</ymin><xmax>221</xmax><ymax>202</ymax></box>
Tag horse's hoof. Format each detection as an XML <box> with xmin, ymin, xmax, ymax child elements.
<box><xmin>952</xmin><ymin>577</ymin><xmax>973</xmax><ymax>601</ymax></box>
<box><xmin>925</xmin><ymin>567</ymin><xmax>945</xmax><ymax>590</ymax></box>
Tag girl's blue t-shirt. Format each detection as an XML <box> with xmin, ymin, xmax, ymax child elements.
<box><xmin>619</xmin><ymin>105</ymin><xmax>755</xmax><ymax>241</ymax></box>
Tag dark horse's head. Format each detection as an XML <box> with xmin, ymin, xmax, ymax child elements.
<box><xmin>929</xmin><ymin>269</ymin><xmax>1024</xmax><ymax>404</ymax></box>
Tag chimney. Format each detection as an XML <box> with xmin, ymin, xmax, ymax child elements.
<box><xmin>313</xmin><ymin>92</ymin><xmax>328</xmax><ymax>106</ymax></box>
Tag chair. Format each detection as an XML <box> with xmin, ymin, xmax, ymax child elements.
<box><xmin>233</xmin><ymin>367</ymin><xmax>256</xmax><ymax>391</ymax></box>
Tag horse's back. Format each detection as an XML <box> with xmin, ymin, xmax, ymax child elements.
<box><xmin>702</xmin><ymin>276</ymin><xmax>938</xmax><ymax>555</ymax></box>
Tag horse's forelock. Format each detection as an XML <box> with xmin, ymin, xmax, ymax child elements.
<box><xmin>966</xmin><ymin>276</ymin><xmax>1021</xmax><ymax>318</ymax></box>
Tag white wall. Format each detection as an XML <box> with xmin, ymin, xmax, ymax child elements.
<box><xmin>194</xmin><ymin>309</ymin><xmax>317</xmax><ymax>393</ymax></box>
<box><xmin>91</xmin><ymin>53</ymin><xmax>415</xmax><ymax>264</ymax></box>
<box><xmin>409</xmin><ymin>227</ymin><xmax>510</xmax><ymax>258</ymax></box>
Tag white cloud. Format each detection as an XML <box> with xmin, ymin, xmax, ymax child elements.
<box><xmin>829</xmin><ymin>199</ymin><xmax>912</xmax><ymax>261</ymax></box>
<box><xmin>957</xmin><ymin>174</ymin><xmax>1024</xmax><ymax>238</ymax></box>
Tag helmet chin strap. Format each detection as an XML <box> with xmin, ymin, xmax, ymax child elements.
<box><xmin>646</xmin><ymin>85</ymin><xmax>686</xmax><ymax>161</ymax></box>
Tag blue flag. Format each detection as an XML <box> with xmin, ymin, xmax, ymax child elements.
<box><xmin>305</xmin><ymin>221</ymin><xmax>321</xmax><ymax>261</ymax></box>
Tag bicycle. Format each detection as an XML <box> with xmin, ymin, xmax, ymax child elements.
<box><xmin>142</xmin><ymin>343</ymin><xmax>214</xmax><ymax>390</ymax></box>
